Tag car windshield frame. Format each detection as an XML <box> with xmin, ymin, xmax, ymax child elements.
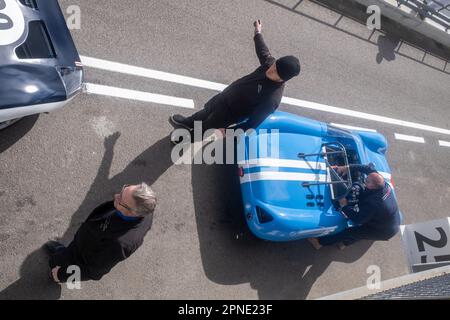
<box><xmin>299</xmin><ymin>142</ymin><xmax>353</xmax><ymax>200</ymax></box>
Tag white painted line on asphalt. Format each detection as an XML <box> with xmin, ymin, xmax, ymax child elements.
<box><xmin>84</xmin><ymin>83</ymin><xmax>195</xmax><ymax>109</ymax></box>
<box><xmin>80</xmin><ymin>56</ymin><xmax>227</xmax><ymax>92</ymax></box>
<box><xmin>330</xmin><ymin>123</ymin><xmax>377</xmax><ymax>132</ymax></box>
<box><xmin>81</xmin><ymin>56</ymin><xmax>450</xmax><ymax>136</ymax></box>
<box><xmin>283</xmin><ymin>97</ymin><xmax>450</xmax><ymax>136</ymax></box>
<box><xmin>439</xmin><ymin>140</ymin><xmax>450</xmax><ymax>147</ymax></box>
<box><xmin>394</xmin><ymin>133</ymin><xmax>425</xmax><ymax>144</ymax></box>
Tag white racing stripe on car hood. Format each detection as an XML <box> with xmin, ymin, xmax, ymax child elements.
<box><xmin>239</xmin><ymin>158</ymin><xmax>327</xmax><ymax>171</ymax></box>
<box><xmin>240</xmin><ymin>172</ymin><xmax>327</xmax><ymax>184</ymax></box>
<box><xmin>239</xmin><ymin>165</ymin><xmax>393</xmax><ymax>186</ymax></box>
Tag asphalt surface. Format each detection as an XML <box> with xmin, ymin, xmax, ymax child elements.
<box><xmin>0</xmin><ymin>0</ymin><xmax>449</xmax><ymax>300</ymax></box>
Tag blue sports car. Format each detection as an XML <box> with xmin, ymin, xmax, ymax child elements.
<box><xmin>237</xmin><ymin>111</ymin><xmax>396</xmax><ymax>242</ymax></box>
<box><xmin>0</xmin><ymin>0</ymin><xmax>83</xmax><ymax>129</ymax></box>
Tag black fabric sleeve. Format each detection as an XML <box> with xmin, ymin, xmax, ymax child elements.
<box><xmin>254</xmin><ymin>33</ymin><xmax>276</xmax><ymax>68</ymax></box>
<box><xmin>342</xmin><ymin>204</ymin><xmax>376</xmax><ymax>225</ymax></box>
<box><xmin>57</xmin><ymin>242</ymin><xmax>127</xmax><ymax>282</ymax></box>
<box><xmin>239</xmin><ymin>102</ymin><xmax>274</xmax><ymax>131</ymax></box>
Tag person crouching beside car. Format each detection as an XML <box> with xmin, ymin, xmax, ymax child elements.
<box><xmin>45</xmin><ymin>183</ymin><xmax>157</xmax><ymax>283</ymax></box>
<box><xmin>308</xmin><ymin>163</ymin><xmax>401</xmax><ymax>250</ymax></box>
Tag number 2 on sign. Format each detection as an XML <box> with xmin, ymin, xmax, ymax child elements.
<box><xmin>414</xmin><ymin>227</ymin><xmax>450</xmax><ymax>263</ymax></box>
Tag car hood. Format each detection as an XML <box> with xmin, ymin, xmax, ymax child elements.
<box><xmin>0</xmin><ymin>0</ymin><xmax>81</xmax><ymax>66</ymax></box>
<box><xmin>0</xmin><ymin>64</ymin><xmax>67</xmax><ymax>109</ymax></box>
<box><xmin>238</xmin><ymin>128</ymin><xmax>347</xmax><ymax>231</ymax></box>
<box><xmin>0</xmin><ymin>0</ymin><xmax>83</xmax><ymax>109</ymax></box>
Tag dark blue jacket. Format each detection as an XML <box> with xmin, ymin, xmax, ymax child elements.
<box><xmin>343</xmin><ymin>164</ymin><xmax>401</xmax><ymax>237</ymax></box>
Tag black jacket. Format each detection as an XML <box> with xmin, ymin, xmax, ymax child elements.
<box><xmin>57</xmin><ymin>201</ymin><xmax>153</xmax><ymax>282</ymax></box>
<box><xmin>221</xmin><ymin>33</ymin><xmax>285</xmax><ymax>130</ymax></box>
<box><xmin>343</xmin><ymin>164</ymin><xmax>401</xmax><ymax>234</ymax></box>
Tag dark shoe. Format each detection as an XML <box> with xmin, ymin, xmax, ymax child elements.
<box><xmin>169</xmin><ymin>115</ymin><xmax>193</xmax><ymax>130</ymax></box>
<box><xmin>44</xmin><ymin>241</ymin><xmax>66</xmax><ymax>255</ymax></box>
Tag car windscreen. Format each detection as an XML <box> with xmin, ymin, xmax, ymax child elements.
<box><xmin>327</xmin><ymin>125</ymin><xmax>355</xmax><ymax>139</ymax></box>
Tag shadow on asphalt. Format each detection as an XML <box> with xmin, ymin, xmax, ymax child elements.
<box><xmin>0</xmin><ymin>133</ymin><xmax>174</xmax><ymax>300</ymax></box>
<box><xmin>0</xmin><ymin>134</ymin><xmax>371</xmax><ymax>300</ymax></box>
<box><xmin>191</xmin><ymin>138</ymin><xmax>373</xmax><ymax>300</ymax></box>
<box><xmin>376</xmin><ymin>34</ymin><xmax>401</xmax><ymax>64</ymax></box>
<box><xmin>0</xmin><ymin>115</ymin><xmax>39</xmax><ymax>154</ymax></box>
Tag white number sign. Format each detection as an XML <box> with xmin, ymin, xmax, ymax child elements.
<box><xmin>401</xmin><ymin>218</ymin><xmax>450</xmax><ymax>272</ymax></box>
<box><xmin>0</xmin><ymin>0</ymin><xmax>25</xmax><ymax>46</ymax></box>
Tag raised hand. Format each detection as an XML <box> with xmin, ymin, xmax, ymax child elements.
<box><xmin>254</xmin><ymin>19</ymin><xmax>262</xmax><ymax>34</ymax></box>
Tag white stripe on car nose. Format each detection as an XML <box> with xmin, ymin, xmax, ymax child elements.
<box><xmin>240</xmin><ymin>172</ymin><xmax>327</xmax><ymax>184</ymax></box>
<box><xmin>239</xmin><ymin>158</ymin><xmax>327</xmax><ymax>171</ymax></box>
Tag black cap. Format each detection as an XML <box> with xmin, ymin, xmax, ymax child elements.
<box><xmin>276</xmin><ymin>56</ymin><xmax>301</xmax><ymax>81</ymax></box>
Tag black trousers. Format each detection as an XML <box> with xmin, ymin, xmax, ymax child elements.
<box><xmin>49</xmin><ymin>245</ymin><xmax>93</xmax><ymax>282</ymax></box>
<box><xmin>185</xmin><ymin>94</ymin><xmax>236</xmax><ymax>132</ymax></box>
<box><xmin>48</xmin><ymin>246</ymin><xmax>72</xmax><ymax>269</ymax></box>
<box><xmin>318</xmin><ymin>225</ymin><xmax>399</xmax><ymax>246</ymax></box>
